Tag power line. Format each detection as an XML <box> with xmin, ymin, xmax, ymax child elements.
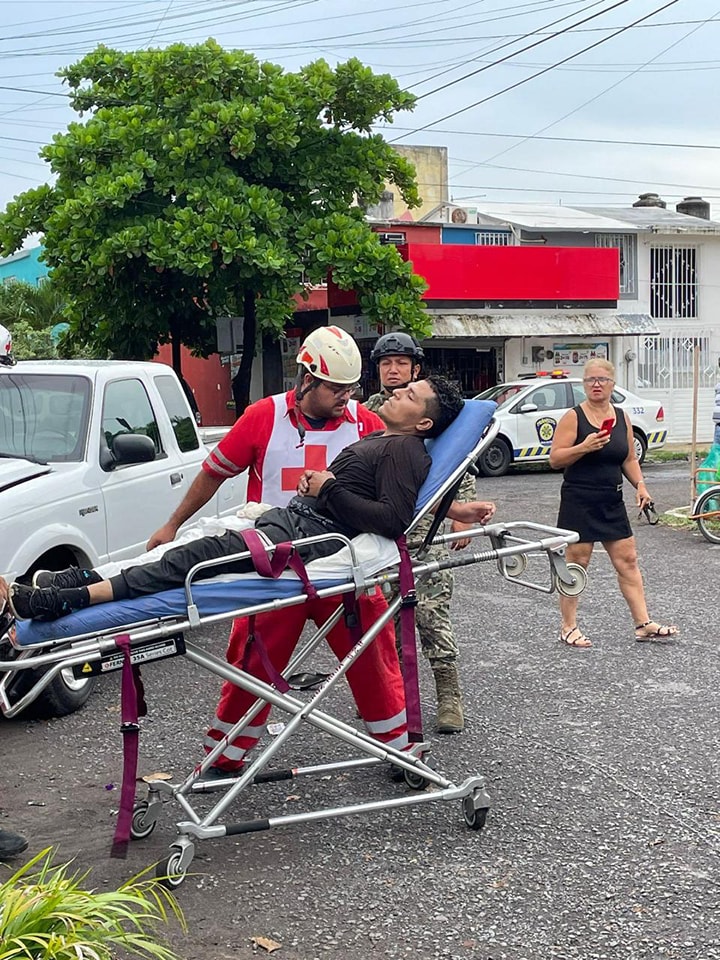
<box><xmin>410</xmin><ymin>0</ymin><xmax>613</xmax><ymax>95</ymax></box>
<box><xmin>390</xmin><ymin>0</ymin><xmax>683</xmax><ymax>142</ymax></box>
<box><xmin>470</xmin><ymin>5</ymin><xmax>720</xmax><ymax>172</ymax></box>
<box><xmin>384</xmin><ymin>125</ymin><xmax>720</xmax><ymax>151</ymax></box>
<box><xmin>243</xmin><ymin>14</ymin><xmax>720</xmax><ymax>51</ymax></box>
<box><xmin>450</xmin><ymin>157</ymin><xmax>720</xmax><ymax>194</ymax></box>
<box><xmin>0</xmin><ymin>0</ymin><xmax>309</xmax><ymax>60</ymax></box>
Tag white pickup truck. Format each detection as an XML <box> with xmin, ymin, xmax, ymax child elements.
<box><xmin>0</xmin><ymin>359</ymin><xmax>245</xmax><ymax>717</ymax></box>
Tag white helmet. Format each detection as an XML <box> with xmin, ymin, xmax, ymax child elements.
<box><xmin>296</xmin><ymin>326</ymin><xmax>362</xmax><ymax>384</ymax></box>
<box><xmin>0</xmin><ymin>324</ymin><xmax>15</xmax><ymax>366</ymax></box>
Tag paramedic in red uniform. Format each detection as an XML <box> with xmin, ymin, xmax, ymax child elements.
<box><xmin>146</xmin><ymin>326</ymin><xmax>409</xmax><ymax>772</ymax></box>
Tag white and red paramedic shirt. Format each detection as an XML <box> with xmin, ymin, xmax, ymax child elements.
<box><xmin>202</xmin><ymin>390</ymin><xmax>385</xmax><ymax>508</ymax></box>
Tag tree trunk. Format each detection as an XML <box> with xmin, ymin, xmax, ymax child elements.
<box><xmin>169</xmin><ymin>318</ymin><xmax>182</xmax><ymax>377</ymax></box>
<box><xmin>231</xmin><ymin>290</ymin><xmax>257</xmax><ymax>418</ymax></box>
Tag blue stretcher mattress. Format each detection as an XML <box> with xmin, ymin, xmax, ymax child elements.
<box><xmin>15</xmin><ymin>400</ymin><xmax>496</xmax><ymax>647</ymax></box>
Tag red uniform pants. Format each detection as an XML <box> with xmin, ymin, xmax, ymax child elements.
<box><xmin>204</xmin><ymin>586</ymin><xmax>408</xmax><ymax>771</ymax></box>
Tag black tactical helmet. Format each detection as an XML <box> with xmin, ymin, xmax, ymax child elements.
<box><xmin>370</xmin><ymin>332</ymin><xmax>424</xmax><ymax>363</ymax></box>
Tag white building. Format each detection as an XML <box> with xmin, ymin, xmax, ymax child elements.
<box><xmin>423</xmin><ymin>195</ymin><xmax>720</xmax><ymax>443</ymax></box>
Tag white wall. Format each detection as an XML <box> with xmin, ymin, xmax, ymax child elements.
<box><xmin>503</xmin><ymin>232</ymin><xmax>720</xmax><ymax>443</ymax></box>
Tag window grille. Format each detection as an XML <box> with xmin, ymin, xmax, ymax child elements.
<box><xmin>377</xmin><ymin>232</ymin><xmax>406</xmax><ymax>245</ymax></box>
<box><xmin>650</xmin><ymin>246</ymin><xmax>698</xmax><ymax>319</ymax></box>
<box><xmin>475</xmin><ymin>231</ymin><xmax>512</xmax><ymax>246</ymax></box>
<box><xmin>595</xmin><ymin>233</ymin><xmax>636</xmax><ymax>295</ymax></box>
<box><xmin>638</xmin><ymin>333</ymin><xmax>715</xmax><ymax>389</ymax></box>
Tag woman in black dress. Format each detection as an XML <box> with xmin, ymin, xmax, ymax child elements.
<box><xmin>549</xmin><ymin>359</ymin><xmax>678</xmax><ymax>648</ymax></box>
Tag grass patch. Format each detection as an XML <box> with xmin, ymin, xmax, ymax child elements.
<box><xmin>646</xmin><ymin>449</ymin><xmax>709</xmax><ymax>464</ymax></box>
<box><xmin>658</xmin><ymin>512</ymin><xmax>695</xmax><ymax>530</ymax></box>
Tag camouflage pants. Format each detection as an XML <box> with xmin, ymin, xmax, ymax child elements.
<box><xmin>385</xmin><ymin>517</ymin><xmax>458</xmax><ymax>664</ymax></box>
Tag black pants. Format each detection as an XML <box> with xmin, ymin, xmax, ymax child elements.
<box><xmin>108</xmin><ymin>503</ymin><xmax>350</xmax><ymax>602</ymax></box>
<box><xmin>109</xmin><ymin>530</ymin><xmax>255</xmax><ymax>601</ymax></box>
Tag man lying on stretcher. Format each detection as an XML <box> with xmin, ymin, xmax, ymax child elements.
<box><xmin>1</xmin><ymin>376</ymin><xmax>496</xmax><ymax>623</ymax></box>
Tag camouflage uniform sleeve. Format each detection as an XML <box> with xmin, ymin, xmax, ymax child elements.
<box><xmin>364</xmin><ymin>391</ymin><xmax>385</xmax><ymax>414</ymax></box>
<box><xmin>457</xmin><ymin>471</ymin><xmax>477</xmax><ymax>503</ymax></box>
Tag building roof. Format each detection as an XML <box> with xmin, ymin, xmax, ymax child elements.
<box><xmin>577</xmin><ymin>205</ymin><xmax>720</xmax><ymax>233</ymax></box>
<box><xmin>0</xmin><ymin>248</ymin><xmax>35</xmax><ymax>266</ymax></box>
<box><xmin>468</xmin><ymin>202</ymin><xmax>639</xmax><ymax>232</ymax></box>
<box><xmin>421</xmin><ymin>200</ymin><xmax>720</xmax><ymax>235</ymax></box>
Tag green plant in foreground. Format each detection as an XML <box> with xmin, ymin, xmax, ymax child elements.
<box><xmin>0</xmin><ymin>848</ymin><xmax>186</xmax><ymax>960</ymax></box>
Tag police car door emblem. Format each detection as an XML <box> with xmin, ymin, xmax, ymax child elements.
<box><xmin>535</xmin><ymin>418</ymin><xmax>557</xmax><ymax>444</ymax></box>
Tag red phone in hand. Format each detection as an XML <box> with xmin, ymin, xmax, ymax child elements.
<box><xmin>599</xmin><ymin>417</ymin><xmax>615</xmax><ymax>436</ymax></box>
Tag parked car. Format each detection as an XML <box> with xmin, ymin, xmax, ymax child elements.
<box><xmin>474</xmin><ymin>373</ymin><xmax>667</xmax><ymax>477</ymax></box>
<box><xmin>0</xmin><ymin>360</ymin><xmax>246</xmax><ymax>718</ymax></box>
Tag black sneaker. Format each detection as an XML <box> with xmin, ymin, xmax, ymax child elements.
<box><xmin>32</xmin><ymin>567</ymin><xmax>101</xmax><ymax>589</ymax></box>
<box><xmin>8</xmin><ymin>583</ymin><xmax>71</xmax><ymax>622</ymax></box>
<box><xmin>0</xmin><ymin>828</ymin><xmax>28</xmax><ymax>860</ymax></box>
<box><xmin>192</xmin><ymin>766</ymin><xmax>243</xmax><ymax>790</ymax></box>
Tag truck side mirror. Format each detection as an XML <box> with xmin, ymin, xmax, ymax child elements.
<box><xmin>110</xmin><ymin>433</ymin><xmax>156</xmax><ymax>467</ymax></box>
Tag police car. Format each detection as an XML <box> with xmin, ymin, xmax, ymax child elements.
<box><xmin>474</xmin><ymin>372</ymin><xmax>667</xmax><ymax>477</ymax></box>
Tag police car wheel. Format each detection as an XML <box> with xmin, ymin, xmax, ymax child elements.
<box><xmin>633</xmin><ymin>430</ymin><xmax>648</xmax><ymax>464</ymax></box>
<box><xmin>477</xmin><ymin>440</ymin><xmax>511</xmax><ymax>477</ymax></box>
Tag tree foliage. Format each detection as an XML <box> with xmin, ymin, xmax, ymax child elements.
<box><xmin>0</xmin><ymin>280</ymin><xmax>84</xmax><ymax>359</ymax></box>
<box><xmin>0</xmin><ymin>42</ymin><xmax>428</xmax><ymax>388</ymax></box>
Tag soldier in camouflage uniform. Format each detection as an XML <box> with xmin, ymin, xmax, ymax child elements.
<box><xmin>366</xmin><ymin>333</ymin><xmax>477</xmax><ymax>734</ymax></box>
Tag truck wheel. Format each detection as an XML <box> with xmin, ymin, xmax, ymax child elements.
<box><xmin>13</xmin><ymin>665</ymin><xmax>95</xmax><ymax>719</ymax></box>
<box><xmin>37</xmin><ymin>669</ymin><xmax>95</xmax><ymax>718</ymax></box>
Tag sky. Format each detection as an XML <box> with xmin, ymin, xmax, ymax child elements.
<box><xmin>1</xmin><ymin>0</ymin><xmax>720</xmax><ymax>218</ymax></box>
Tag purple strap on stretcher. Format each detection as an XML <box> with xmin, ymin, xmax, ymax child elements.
<box><xmin>397</xmin><ymin>535</ymin><xmax>423</xmax><ymax>742</ymax></box>
<box><xmin>241</xmin><ymin>529</ymin><xmax>319</xmax><ymax>600</ymax></box>
<box><xmin>241</xmin><ymin>529</ymin><xmax>320</xmax><ymax>694</ymax></box>
<box><xmin>111</xmin><ymin>634</ymin><xmax>147</xmax><ymax>859</ymax></box>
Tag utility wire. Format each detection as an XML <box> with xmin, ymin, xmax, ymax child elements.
<box><xmin>466</xmin><ymin>5</ymin><xmax>720</xmax><ymax>173</ymax></box>
<box><xmin>390</xmin><ymin>0</ymin><xmax>683</xmax><ymax>142</ymax></box>
<box><xmin>449</xmin><ymin>157</ymin><xmax>720</xmax><ymax>195</ymax></box>
<box><xmin>385</xmin><ymin>125</ymin><xmax>720</xmax><ymax>151</ymax></box>
<box><xmin>410</xmin><ymin>0</ymin><xmax>612</xmax><ymax>94</ymax></box>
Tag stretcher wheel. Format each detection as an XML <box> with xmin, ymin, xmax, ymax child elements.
<box><xmin>403</xmin><ymin>767</ymin><xmax>430</xmax><ymax>791</ymax></box>
<box><xmin>130</xmin><ymin>801</ymin><xmax>156</xmax><ymax>840</ymax></box>
<box><xmin>462</xmin><ymin>796</ymin><xmax>488</xmax><ymax>831</ymax></box>
<box><xmin>554</xmin><ymin>562</ymin><xmax>587</xmax><ymax>597</ymax></box>
<box><xmin>156</xmin><ymin>848</ymin><xmax>188</xmax><ymax>889</ymax></box>
<box><xmin>498</xmin><ymin>554</ymin><xmax>527</xmax><ymax>579</ymax></box>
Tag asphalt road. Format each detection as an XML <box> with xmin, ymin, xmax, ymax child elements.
<box><xmin>2</xmin><ymin>460</ymin><xmax>718</xmax><ymax>960</ymax></box>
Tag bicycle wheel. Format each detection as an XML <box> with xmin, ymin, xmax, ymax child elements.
<box><xmin>694</xmin><ymin>488</ymin><xmax>720</xmax><ymax>544</ymax></box>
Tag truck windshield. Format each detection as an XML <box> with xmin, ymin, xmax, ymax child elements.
<box><xmin>0</xmin><ymin>373</ymin><xmax>91</xmax><ymax>463</ymax></box>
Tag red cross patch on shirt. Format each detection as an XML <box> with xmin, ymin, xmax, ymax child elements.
<box><xmin>281</xmin><ymin>445</ymin><xmax>329</xmax><ymax>492</ymax></box>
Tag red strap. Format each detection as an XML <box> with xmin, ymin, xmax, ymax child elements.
<box><xmin>111</xmin><ymin>634</ymin><xmax>147</xmax><ymax>859</ymax></box>
<box><xmin>397</xmin><ymin>535</ymin><xmax>423</xmax><ymax>742</ymax></box>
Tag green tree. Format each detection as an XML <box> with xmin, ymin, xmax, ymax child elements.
<box><xmin>0</xmin><ymin>42</ymin><xmax>427</xmax><ymax>413</ymax></box>
<box><xmin>0</xmin><ymin>281</ymin><xmax>66</xmax><ymax>359</ymax></box>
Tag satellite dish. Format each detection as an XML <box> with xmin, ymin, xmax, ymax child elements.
<box><xmin>450</xmin><ymin>208</ymin><xmax>468</xmax><ymax>224</ymax></box>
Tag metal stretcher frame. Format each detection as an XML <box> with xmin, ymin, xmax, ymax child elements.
<box><xmin>0</xmin><ymin>401</ymin><xmax>585</xmax><ymax>886</ymax></box>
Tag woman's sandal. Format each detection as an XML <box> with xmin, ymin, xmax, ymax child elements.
<box><xmin>634</xmin><ymin>620</ymin><xmax>678</xmax><ymax>642</ymax></box>
<box><xmin>560</xmin><ymin>626</ymin><xmax>592</xmax><ymax>648</ymax></box>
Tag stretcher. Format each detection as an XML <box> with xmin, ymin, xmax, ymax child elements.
<box><xmin>0</xmin><ymin>400</ymin><xmax>586</xmax><ymax>886</ymax></box>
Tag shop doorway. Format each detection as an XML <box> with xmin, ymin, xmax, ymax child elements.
<box><xmin>423</xmin><ymin>346</ymin><xmax>498</xmax><ymax>396</ymax></box>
